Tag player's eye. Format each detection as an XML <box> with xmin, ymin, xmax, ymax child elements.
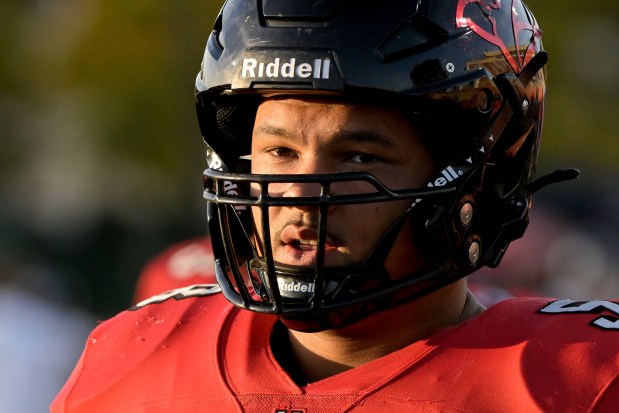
<box><xmin>349</xmin><ymin>153</ymin><xmax>378</xmax><ymax>163</ymax></box>
<box><xmin>268</xmin><ymin>147</ymin><xmax>297</xmax><ymax>158</ymax></box>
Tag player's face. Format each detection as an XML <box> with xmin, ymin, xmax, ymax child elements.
<box><xmin>250</xmin><ymin>97</ymin><xmax>436</xmax><ymax>275</ymax></box>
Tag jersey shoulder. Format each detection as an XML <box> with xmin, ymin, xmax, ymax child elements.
<box><xmin>51</xmin><ymin>284</ymin><xmax>237</xmax><ymax>413</ymax></box>
<box><xmin>359</xmin><ymin>297</ymin><xmax>619</xmax><ymax>412</ymax></box>
<box><xmin>470</xmin><ymin>297</ymin><xmax>619</xmax><ymax>407</ymax></box>
<box><xmin>483</xmin><ymin>296</ymin><xmax>619</xmax><ymax>335</ymax></box>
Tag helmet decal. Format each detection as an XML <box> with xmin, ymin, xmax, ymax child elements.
<box><xmin>456</xmin><ymin>0</ymin><xmax>542</xmax><ymax>73</ymax></box>
<box><xmin>232</xmin><ymin>49</ymin><xmax>344</xmax><ymax>91</ymax></box>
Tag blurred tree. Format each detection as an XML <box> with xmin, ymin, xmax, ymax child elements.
<box><xmin>533</xmin><ymin>0</ymin><xmax>619</xmax><ymax>170</ymax></box>
<box><xmin>1</xmin><ymin>1</ymin><xmax>224</xmax><ymax>317</ymax></box>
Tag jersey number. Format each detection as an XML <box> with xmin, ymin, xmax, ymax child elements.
<box><xmin>540</xmin><ymin>299</ymin><xmax>619</xmax><ymax>330</ymax></box>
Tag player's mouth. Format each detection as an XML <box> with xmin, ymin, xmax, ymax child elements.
<box><xmin>279</xmin><ymin>226</ymin><xmax>340</xmax><ymax>266</ymax></box>
<box><xmin>292</xmin><ymin>239</ymin><xmax>318</xmax><ymax>250</ymax></box>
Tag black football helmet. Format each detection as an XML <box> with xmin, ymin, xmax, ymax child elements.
<box><xmin>196</xmin><ymin>0</ymin><xmax>577</xmax><ymax>331</ymax></box>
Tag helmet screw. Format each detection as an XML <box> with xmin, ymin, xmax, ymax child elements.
<box><xmin>459</xmin><ymin>203</ymin><xmax>474</xmax><ymax>226</ymax></box>
<box><xmin>468</xmin><ymin>242</ymin><xmax>480</xmax><ymax>265</ymax></box>
<box><xmin>522</xmin><ymin>99</ymin><xmax>530</xmax><ymax>113</ymax></box>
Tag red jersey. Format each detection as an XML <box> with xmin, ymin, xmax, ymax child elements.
<box><xmin>52</xmin><ymin>286</ymin><xmax>619</xmax><ymax>412</ymax></box>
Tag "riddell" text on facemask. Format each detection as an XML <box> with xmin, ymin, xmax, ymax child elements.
<box><xmin>278</xmin><ymin>279</ymin><xmax>315</xmax><ymax>293</ymax></box>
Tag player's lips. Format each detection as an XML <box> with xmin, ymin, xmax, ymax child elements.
<box><xmin>279</xmin><ymin>226</ymin><xmax>339</xmax><ymax>265</ymax></box>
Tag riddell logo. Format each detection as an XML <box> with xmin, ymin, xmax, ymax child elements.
<box><xmin>241</xmin><ymin>57</ymin><xmax>331</xmax><ymax>80</ymax></box>
<box><xmin>426</xmin><ymin>165</ymin><xmax>462</xmax><ymax>187</ymax></box>
<box><xmin>410</xmin><ymin>165</ymin><xmax>463</xmax><ymax>208</ymax></box>
<box><xmin>278</xmin><ymin>279</ymin><xmax>315</xmax><ymax>293</ymax></box>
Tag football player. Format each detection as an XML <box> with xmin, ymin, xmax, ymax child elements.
<box><xmin>52</xmin><ymin>1</ymin><xmax>619</xmax><ymax>412</ymax></box>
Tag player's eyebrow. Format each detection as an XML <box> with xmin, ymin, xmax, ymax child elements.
<box><xmin>332</xmin><ymin>129</ymin><xmax>398</xmax><ymax>148</ymax></box>
<box><xmin>254</xmin><ymin>124</ymin><xmax>289</xmax><ymax>138</ymax></box>
<box><xmin>254</xmin><ymin>124</ymin><xmax>398</xmax><ymax>148</ymax></box>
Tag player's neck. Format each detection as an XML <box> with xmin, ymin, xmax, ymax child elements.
<box><xmin>284</xmin><ymin>280</ymin><xmax>484</xmax><ymax>384</ymax></box>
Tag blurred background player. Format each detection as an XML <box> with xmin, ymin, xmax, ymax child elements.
<box><xmin>132</xmin><ymin>236</ymin><xmax>215</xmax><ymax>303</ymax></box>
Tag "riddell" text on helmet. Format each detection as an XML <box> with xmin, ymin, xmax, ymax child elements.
<box><xmin>241</xmin><ymin>57</ymin><xmax>331</xmax><ymax>80</ymax></box>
